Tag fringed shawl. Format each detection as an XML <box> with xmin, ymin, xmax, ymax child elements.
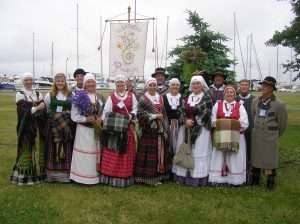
<box><xmin>137</xmin><ymin>95</ymin><xmax>169</xmax><ymax>142</ymax></box>
<box><xmin>102</xmin><ymin>112</ymin><xmax>129</xmax><ymax>154</ymax></box>
<box><xmin>213</xmin><ymin>118</ymin><xmax>240</xmax><ymax>152</ymax></box>
<box><xmin>16</xmin><ymin>99</ymin><xmax>47</xmax><ymax>174</ymax></box>
<box><xmin>179</xmin><ymin>91</ymin><xmax>213</xmax><ymax>144</ymax></box>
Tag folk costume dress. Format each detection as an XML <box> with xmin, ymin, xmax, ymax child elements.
<box><xmin>163</xmin><ymin>92</ymin><xmax>182</xmax><ymax>155</ymax></box>
<box><xmin>209</xmin><ymin>100</ymin><xmax>249</xmax><ymax>186</ymax></box>
<box><xmin>135</xmin><ymin>92</ymin><xmax>171</xmax><ymax>185</ymax></box>
<box><xmin>44</xmin><ymin>91</ymin><xmax>75</xmax><ymax>182</ymax></box>
<box><xmin>100</xmin><ymin>91</ymin><xmax>138</xmax><ymax>187</ymax></box>
<box><xmin>172</xmin><ymin>90</ymin><xmax>213</xmax><ymax>186</ymax></box>
<box><xmin>70</xmin><ymin>92</ymin><xmax>105</xmax><ymax>184</ymax></box>
<box><xmin>11</xmin><ymin>88</ymin><xmax>47</xmax><ymax>185</ymax></box>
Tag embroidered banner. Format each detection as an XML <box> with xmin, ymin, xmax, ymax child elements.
<box><xmin>109</xmin><ymin>21</ymin><xmax>149</xmax><ymax>78</ymax></box>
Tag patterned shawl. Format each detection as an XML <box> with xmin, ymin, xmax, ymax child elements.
<box><xmin>213</xmin><ymin>118</ymin><xmax>240</xmax><ymax>152</ymax></box>
<box><xmin>179</xmin><ymin>91</ymin><xmax>213</xmax><ymax>144</ymax></box>
<box><xmin>102</xmin><ymin>112</ymin><xmax>129</xmax><ymax>154</ymax></box>
<box><xmin>137</xmin><ymin>95</ymin><xmax>169</xmax><ymax>142</ymax></box>
<box><xmin>16</xmin><ymin>99</ymin><xmax>47</xmax><ymax>174</ymax></box>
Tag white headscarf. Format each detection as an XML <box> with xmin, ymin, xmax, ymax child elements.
<box><xmin>189</xmin><ymin>75</ymin><xmax>209</xmax><ymax>92</ymax></box>
<box><xmin>224</xmin><ymin>85</ymin><xmax>237</xmax><ymax>95</ymax></box>
<box><xmin>115</xmin><ymin>74</ymin><xmax>126</xmax><ymax>82</ymax></box>
<box><xmin>145</xmin><ymin>78</ymin><xmax>157</xmax><ymax>89</ymax></box>
<box><xmin>83</xmin><ymin>73</ymin><xmax>96</xmax><ymax>86</ymax></box>
<box><xmin>169</xmin><ymin>78</ymin><xmax>181</xmax><ymax>86</ymax></box>
<box><xmin>22</xmin><ymin>72</ymin><xmax>33</xmax><ymax>83</ymax></box>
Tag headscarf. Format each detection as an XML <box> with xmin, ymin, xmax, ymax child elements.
<box><xmin>115</xmin><ymin>75</ymin><xmax>126</xmax><ymax>82</ymax></box>
<box><xmin>145</xmin><ymin>78</ymin><xmax>157</xmax><ymax>89</ymax></box>
<box><xmin>169</xmin><ymin>78</ymin><xmax>180</xmax><ymax>86</ymax></box>
<box><xmin>22</xmin><ymin>72</ymin><xmax>33</xmax><ymax>83</ymax></box>
<box><xmin>189</xmin><ymin>75</ymin><xmax>209</xmax><ymax>92</ymax></box>
<box><xmin>83</xmin><ymin>73</ymin><xmax>96</xmax><ymax>86</ymax></box>
<box><xmin>224</xmin><ymin>85</ymin><xmax>237</xmax><ymax>95</ymax></box>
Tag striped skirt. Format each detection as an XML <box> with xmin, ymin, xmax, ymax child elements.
<box><xmin>70</xmin><ymin>124</ymin><xmax>101</xmax><ymax>185</ymax></box>
<box><xmin>135</xmin><ymin>128</ymin><xmax>171</xmax><ymax>185</ymax></box>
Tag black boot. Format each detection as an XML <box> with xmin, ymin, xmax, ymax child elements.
<box><xmin>266</xmin><ymin>175</ymin><xmax>276</xmax><ymax>190</ymax></box>
<box><xmin>251</xmin><ymin>168</ymin><xmax>261</xmax><ymax>186</ymax></box>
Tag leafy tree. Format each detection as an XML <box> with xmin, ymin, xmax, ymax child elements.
<box><xmin>266</xmin><ymin>0</ymin><xmax>300</xmax><ymax>81</ymax></box>
<box><xmin>167</xmin><ymin>10</ymin><xmax>235</xmax><ymax>89</ymax></box>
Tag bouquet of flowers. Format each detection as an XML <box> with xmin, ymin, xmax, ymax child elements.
<box><xmin>70</xmin><ymin>90</ymin><xmax>102</xmax><ymax>136</ymax></box>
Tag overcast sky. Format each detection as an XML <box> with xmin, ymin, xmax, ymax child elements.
<box><xmin>0</xmin><ymin>0</ymin><xmax>297</xmax><ymax>82</ymax></box>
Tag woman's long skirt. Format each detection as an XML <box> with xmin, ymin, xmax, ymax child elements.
<box><xmin>208</xmin><ymin>134</ymin><xmax>247</xmax><ymax>186</ymax></box>
<box><xmin>100</xmin><ymin>125</ymin><xmax>136</xmax><ymax>187</ymax></box>
<box><xmin>134</xmin><ymin>128</ymin><xmax>171</xmax><ymax>185</ymax></box>
<box><xmin>45</xmin><ymin>119</ymin><xmax>74</xmax><ymax>183</ymax></box>
<box><xmin>70</xmin><ymin>124</ymin><xmax>101</xmax><ymax>185</ymax></box>
<box><xmin>172</xmin><ymin>126</ymin><xmax>212</xmax><ymax>186</ymax></box>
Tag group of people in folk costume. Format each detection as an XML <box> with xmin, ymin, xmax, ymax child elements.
<box><xmin>11</xmin><ymin>67</ymin><xmax>288</xmax><ymax>190</ymax></box>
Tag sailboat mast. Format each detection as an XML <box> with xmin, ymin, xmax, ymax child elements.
<box><xmin>51</xmin><ymin>42</ymin><xmax>54</xmax><ymax>77</ymax></box>
<box><xmin>249</xmin><ymin>34</ymin><xmax>252</xmax><ymax>81</ymax></box>
<box><xmin>233</xmin><ymin>12</ymin><xmax>236</xmax><ymax>74</ymax></box>
<box><xmin>165</xmin><ymin>16</ymin><xmax>169</xmax><ymax>68</ymax></box>
<box><xmin>100</xmin><ymin>16</ymin><xmax>103</xmax><ymax>78</ymax></box>
<box><xmin>245</xmin><ymin>35</ymin><xmax>249</xmax><ymax>79</ymax></box>
<box><xmin>33</xmin><ymin>32</ymin><xmax>35</xmax><ymax>80</ymax></box>
<box><xmin>76</xmin><ymin>3</ymin><xmax>79</xmax><ymax>68</ymax></box>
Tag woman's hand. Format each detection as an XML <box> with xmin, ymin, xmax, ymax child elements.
<box><xmin>185</xmin><ymin>119</ymin><xmax>194</xmax><ymax>128</ymax></box>
<box><xmin>36</xmin><ymin>102</ymin><xmax>45</xmax><ymax>111</ymax></box>
<box><xmin>86</xmin><ymin>116</ymin><xmax>95</xmax><ymax>123</ymax></box>
<box><xmin>156</xmin><ymin>114</ymin><xmax>164</xmax><ymax>121</ymax></box>
<box><xmin>96</xmin><ymin>117</ymin><xmax>102</xmax><ymax>125</ymax></box>
<box><xmin>211</xmin><ymin>122</ymin><xmax>216</xmax><ymax>128</ymax></box>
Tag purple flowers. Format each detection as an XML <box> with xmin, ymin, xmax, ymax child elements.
<box><xmin>70</xmin><ymin>90</ymin><xmax>91</xmax><ymax>116</ymax></box>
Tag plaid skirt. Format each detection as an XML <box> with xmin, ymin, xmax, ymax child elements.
<box><xmin>100</xmin><ymin>125</ymin><xmax>136</xmax><ymax>187</ymax></box>
<box><xmin>45</xmin><ymin>118</ymin><xmax>74</xmax><ymax>183</ymax></box>
<box><xmin>134</xmin><ymin>128</ymin><xmax>171</xmax><ymax>185</ymax></box>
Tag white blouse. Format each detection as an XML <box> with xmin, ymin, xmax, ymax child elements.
<box><xmin>166</xmin><ymin>92</ymin><xmax>181</xmax><ymax>107</ymax></box>
<box><xmin>187</xmin><ymin>92</ymin><xmax>204</xmax><ymax>106</ymax></box>
<box><xmin>16</xmin><ymin>88</ymin><xmax>43</xmax><ymax>114</ymax></box>
<box><xmin>211</xmin><ymin>100</ymin><xmax>249</xmax><ymax>131</ymax></box>
<box><xmin>102</xmin><ymin>91</ymin><xmax>138</xmax><ymax>120</ymax></box>
<box><xmin>44</xmin><ymin>91</ymin><xmax>67</xmax><ymax>112</ymax></box>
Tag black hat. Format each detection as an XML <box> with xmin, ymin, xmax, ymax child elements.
<box><xmin>73</xmin><ymin>68</ymin><xmax>87</xmax><ymax>78</ymax></box>
<box><xmin>212</xmin><ymin>71</ymin><xmax>227</xmax><ymax>80</ymax></box>
<box><xmin>259</xmin><ymin>76</ymin><xmax>277</xmax><ymax>90</ymax></box>
<box><xmin>151</xmin><ymin>67</ymin><xmax>168</xmax><ymax>78</ymax></box>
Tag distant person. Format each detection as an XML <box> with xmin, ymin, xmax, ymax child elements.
<box><xmin>251</xmin><ymin>76</ymin><xmax>288</xmax><ymax>190</ymax></box>
<box><xmin>11</xmin><ymin>73</ymin><xmax>47</xmax><ymax>185</ymax></box>
<box><xmin>44</xmin><ymin>73</ymin><xmax>74</xmax><ymax>183</ymax></box>
<box><xmin>69</xmin><ymin>68</ymin><xmax>87</xmax><ymax>94</ymax></box>
<box><xmin>126</xmin><ymin>76</ymin><xmax>139</xmax><ymax>100</ymax></box>
<box><xmin>152</xmin><ymin>67</ymin><xmax>169</xmax><ymax>96</ymax></box>
<box><xmin>209</xmin><ymin>71</ymin><xmax>227</xmax><ymax>103</ymax></box>
<box><xmin>236</xmin><ymin>79</ymin><xmax>255</xmax><ymax>184</ymax></box>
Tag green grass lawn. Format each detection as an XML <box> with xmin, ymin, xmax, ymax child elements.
<box><xmin>0</xmin><ymin>93</ymin><xmax>300</xmax><ymax>224</ymax></box>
